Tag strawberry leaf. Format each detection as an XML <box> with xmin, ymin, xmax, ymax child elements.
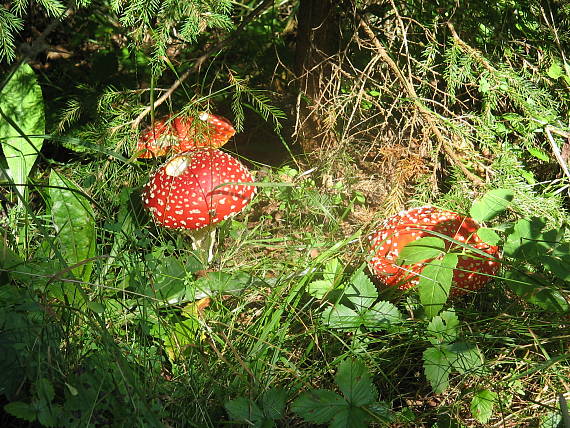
<box><xmin>419</xmin><ymin>254</ymin><xmax>458</xmax><ymax>318</ymax></box>
<box><xmin>470</xmin><ymin>389</ymin><xmax>497</xmax><ymax>424</ymax></box>
<box><xmin>397</xmin><ymin>237</ymin><xmax>445</xmax><ymax>265</ymax></box>
<box><xmin>291</xmin><ymin>389</ymin><xmax>347</xmax><ymax>424</ymax></box>
<box><xmin>335</xmin><ymin>359</ymin><xmax>378</xmax><ymax>407</ymax></box>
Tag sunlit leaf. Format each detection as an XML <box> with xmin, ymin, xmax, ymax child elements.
<box><xmin>470</xmin><ymin>189</ymin><xmax>514</xmax><ymax>222</ymax></box>
<box><xmin>49</xmin><ymin>170</ymin><xmax>96</xmax><ymax>283</ymax></box>
<box><xmin>397</xmin><ymin>237</ymin><xmax>445</xmax><ymax>265</ymax></box>
<box><xmin>471</xmin><ymin>389</ymin><xmax>497</xmax><ymax>424</ymax></box>
<box><xmin>0</xmin><ymin>63</ymin><xmax>45</xmax><ymax>203</ymax></box>
<box><xmin>419</xmin><ymin>254</ymin><xmax>458</xmax><ymax>318</ymax></box>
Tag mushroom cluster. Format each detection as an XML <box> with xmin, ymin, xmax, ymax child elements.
<box><xmin>136</xmin><ymin>112</ymin><xmax>236</xmax><ymax>159</ymax></box>
<box><xmin>139</xmin><ymin>113</ymin><xmax>255</xmax><ymax>262</ymax></box>
<box><xmin>368</xmin><ymin>206</ymin><xmax>500</xmax><ymax>296</ymax></box>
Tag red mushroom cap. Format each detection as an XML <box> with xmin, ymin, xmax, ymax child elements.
<box><xmin>368</xmin><ymin>206</ymin><xmax>500</xmax><ymax>297</ymax></box>
<box><xmin>142</xmin><ymin>148</ymin><xmax>256</xmax><ymax>230</ymax></box>
<box><xmin>136</xmin><ymin>113</ymin><xmax>236</xmax><ymax>159</ymax></box>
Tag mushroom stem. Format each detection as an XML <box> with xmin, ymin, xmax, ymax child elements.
<box><xmin>189</xmin><ymin>224</ymin><xmax>217</xmax><ymax>264</ymax></box>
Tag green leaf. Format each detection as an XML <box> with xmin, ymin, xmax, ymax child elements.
<box><xmin>447</xmin><ymin>341</ymin><xmax>484</xmax><ymax>374</ymax></box>
<box><xmin>470</xmin><ymin>189</ymin><xmax>514</xmax><ymax>222</ymax></box>
<box><xmin>423</xmin><ymin>346</ymin><xmax>452</xmax><ymax>393</ymax></box>
<box><xmin>4</xmin><ymin>401</ymin><xmax>36</xmax><ymax>422</ymax></box>
<box><xmin>49</xmin><ymin>170</ymin><xmax>96</xmax><ymax>283</ymax></box>
<box><xmin>291</xmin><ymin>389</ymin><xmax>347</xmax><ymax>424</ymax></box>
<box><xmin>547</xmin><ymin>61</ymin><xmax>564</xmax><ymax>79</ymax></box>
<box><xmin>504</xmin><ymin>270</ymin><xmax>569</xmax><ymax>312</ymax></box>
<box><xmin>419</xmin><ymin>254</ymin><xmax>458</xmax><ymax>319</ymax></box>
<box><xmin>0</xmin><ymin>63</ymin><xmax>45</xmax><ymax>203</ymax></box>
<box><xmin>261</xmin><ymin>388</ymin><xmax>287</xmax><ymax>420</ymax></box>
<box><xmin>224</xmin><ymin>397</ymin><xmax>264</xmax><ymax>423</ymax></box>
<box><xmin>540</xmin><ymin>254</ymin><xmax>570</xmax><ymax>282</ymax></box>
<box><xmin>476</xmin><ymin>228</ymin><xmax>501</xmax><ymax>246</ymax></box>
<box><xmin>330</xmin><ymin>406</ymin><xmax>370</xmax><ymax>428</ymax></box>
<box><xmin>503</xmin><ymin>218</ymin><xmax>560</xmax><ymax>259</ymax></box>
<box><xmin>335</xmin><ymin>359</ymin><xmax>378</xmax><ymax>406</ymax></box>
<box><xmin>307</xmin><ymin>280</ymin><xmax>335</xmax><ymax>299</ymax></box>
<box><xmin>360</xmin><ymin>300</ymin><xmax>403</xmax><ymax>330</ymax></box>
<box><xmin>322</xmin><ymin>305</ymin><xmax>362</xmax><ymax>329</ymax></box>
<box><xmin>470</xmin><ymin>389</ymin><xmax>497</xmax><ymax>424</ymax></box>
<box><xmin>397</xmin><ymin>237</ymin><xmax>445</xmax><ymax>265</ymax></box>
<box><xmin>426</xmin><ymin>309</ymin><xmax>459</xmax><ymax>345</ymax></box>
<box><xmin>323</xmin><ymin>258</ymin><xmax>343</xmax><ymax>284</ymax></box>
<box><xmin>346</xmin><ymin>269</ymin><xmax>377</xmax><ymax>310</ymax></box>
<box><xmin>527</xmin><ymin>147</ymin><xmax>550</xmax><ymax>161</ymax></box>
<box><xmin>35</xmin><ymin>378</ymin><xmax>55</xmax><ymax>402</ymax></box>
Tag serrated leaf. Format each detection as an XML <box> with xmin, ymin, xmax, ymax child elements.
<box><xmin>321</xmin><ymin>305</ymin><xmax>362</xmax><ymax>329</ymax></box>
<box><xmin>419</xmin><ymin>254</ymin><xmax>458</xmax><ymax>319</ymax></box>
<box><xmin>0</xmin><ymin>63</ymin><xmax>45</xmax><ymax>204</ymax></box>
<box><xmin>346</xmin><ymin>269</ymin><xmax>377</xmax><ymax>310</ymax></box>
<box><xmin>397</xmin><ymin>237</ymin><xmax>445</xmax><ymax>265</ymax></box>
<box><xmin>470</xmin><ymin>189</ymin><xmax>514</xmax><ymax>222</ymax></box>
<box><xmin>470</xmin><ymin>389</ymin><xmax>497</xmax><ymax>424</ymax></box>
<box><xmin>423</xmin><ymin>346</ymin><xmax>452</xmax><ymax>393</ymax></box>
<box><xmin>540</xmin><ymin>255</ymin><xmax>570</xmax><ymax>282</ymax></box>
<box><xmin>330</xmin><ymin>406</ymin><xmax>370</xmax><ymax>428</ymax></box>
<box><xmin>335</xmin><ymin>359</ymin><xmax>378</xmax><ymax>406</ymax></box>
<box><xmin>261</xmin><ymin>388</ymin><xmax>287</xmax><ymax>420</ymax></box>
<box><xmin>447</xmin><ymin>342</ymin><xmax>484</xmax><ymax>374</ymax></box>
<box><xmin>4</xmin><ymin>401</ymin><xmax>36</xmax><ymax>422</ymax></box>
<box><xmin>361</xmin><ymin>300</ymin><xmax>402</xmax><ymax>329</ymax></box>
<box><xmin>307</xmin><ymin>280</ymin><xmax>335</xmax><ymax>299</ymax></box>
<box><xmin>291</xmin><ymin>390</ymin><xmax>346</xmax><ymax>424</ymax></box>
<box><xmin>476</xmin><ymin>228</ymin><xmax>501</xmax><ymax>246</ymax></box>
<box><xmin>224</xmin><ymin>397</ymin><xmax>264</xmax><ymax>423</ymax></box>
<box><xmin>323</xmin><ymin>258</ymin><xmax>343</xmax><ymax>284</ymax></box>
<box><xmin>49</xmin><ymin>171</ymin><xmax>96</xmax><ymax>284</ymax></box>
<box><xmin>426</xmin><ymin>309</ymin><xmax>459</xmax><ymax>345</ymax></box>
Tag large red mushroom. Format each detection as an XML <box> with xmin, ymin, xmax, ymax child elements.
<box><xmin>368</xmin><ymin>206</ymin><xmax>500</xmax><ymax>296</ymax></box>
<box><xmin>136</xmin><ymin>112</ymin><xmax>236</xmax><ymax>159</ymax></box>
<box><xmin>142</xmin><ymin>148</ymin><xmax>256</xmax><ymax>262</ymax></box>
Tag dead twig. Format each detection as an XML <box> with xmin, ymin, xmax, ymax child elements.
<box><xmin>358</xmin><ymin>15</ymin><xmax>484</xmax><ymax>186</ymax></box>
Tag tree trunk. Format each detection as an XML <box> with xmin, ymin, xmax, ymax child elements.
<box><xmin>295</xmin><ymin>0</ymin><xmax>338</xmax><ymax>154</ymax></box>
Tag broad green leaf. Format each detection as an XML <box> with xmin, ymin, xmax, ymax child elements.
<box><xmin>547</xmin><ymin>61</ymin><xmax>564</xmax><ymax>79</ymax></box>
<box><xmin>397</xmin><ymin>237</ymin><xmax>445</xmax><ymax>265</ymax></box>
<box><xmin>447</xmin><ymin>341</ymin><xmax>484</xmax><ymax>374</ymax></box>
<box><xmin>261</xmin><ymin>388</ymin><xmax>287</xmax><ymax>420</ymax></box>
<box><xmin>470</xmin><ymin>389</ymin><xmax>497</xmax><ymax>424</ymax></box>
<box><xmin>540</xmin><ymin>255</ymin><xmax>570</xmax><ymax>282</ymax></box>
<box><xmin>426</xmin><ymin>309</ymin><xmax>459</xmax><ymax>345</ymax></box>
<box><xmin>361</xmin><ymin>300</ymin><xmax>402</xmax><ymax>330</ymax></box>
<box><xmin>4</xmin><ymin>401</ymin><xmax>36</xmax><ymax>422</ymax></box>
<box><xmin>224</xmin><ymin>397</ymin><xmax>264</xmax><ymax>424</ymax></box>
<box><xmin>503</xmin><ymin>218</ymin><xmax>560</xmax><ymax>259</ymax></box>
<box><xmin>49</xmin><ymin>170</ymin><xmax>96</xmax><ymax>283</ymax></box>
<box><xmin>0</xmin><ymin>63</ymin><xmax>45</xmax><ymax>203</ymax></box>
<box><xmin>322</xmin><ymin>305</ymin><xmax>361</xmax><ymax>329</ymax></box>
<box><xmin>419</xmin><ymin>254</ymin><xmax>458</xmax><ymax>318</ymax></box>
<box><xmin>470</xmin><ymin>189</ymin><xmax>514</xmax><ymax>222</ymax></box>
<box><xmin>423</xmin><ymin>346</ymin><xmax>452</xmax><ymax>393</ymax></box>
<box><xmin>307</xmin><ymin>280</ymin><xmax>334</xmax><ymax>299</ymax></box>
<box><xmin>35</xmin><ymin>378</ymin><xmax>55</xmax><ymax>403</ymax></box>
<box><xmin>195</xmin><ymin>271</ymin><xmax>251</xmax><ymax>297</ymax></box>
<box><xmin>291</xmin><ymin>389</ymin><xmax>346</xmax><ymax>424</ymax></box>
<box><xmin>335</xmin><ymin>359</ymin><xmax>378</xmax><ymax>406</ymax></box>
<box><xmin>143</xmin><ymin>256</ymin><xmax>188</xmax><ymax>303</ymax></box>
<box><xmin>476</xmin><ymin>228</ymin><xmax>501</xmax><ymax>246</ymax></box>
<box><xmin>330</xmin><ymin>406</ymin><xmax>370</xmax><ymax>428</ymax></box>
<box><xmin>346</xmin><ymin>269</ymin><xmax>377</xmax><ymax>310</ymax></box>
<box><xmin>323</xmin><ymin>257</ymin><xmax>343</xmax><ymax>284</ymax></box>
<box><xmin>163</xmin><ymin>317</ymin><xmax>200</xmax><ymax>361</ymax></box>
<box><xmin>504</xmin><ymin>270</ymin><xmax>569</xmax><ymax>312</ymax></box>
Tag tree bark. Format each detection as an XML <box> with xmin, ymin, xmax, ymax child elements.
<box><xmin>295</xmin><ymin>0</ymin><xmax>338</xmax><ymax>154</ymax></box>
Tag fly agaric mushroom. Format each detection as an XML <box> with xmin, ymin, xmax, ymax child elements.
<box><xmin>142</xmin><ymin>148</ymin><xmax>255</xmax><ymax>262</ymax></box>
<box><xmin>368</xmin><ymin>206</ymin><xmax>499</xmax><ymax>296</ymax></box>
<box><xmin>136</xmin><ymin>112</ymin><xmax>236</xmax><ymax>159</ymax></box>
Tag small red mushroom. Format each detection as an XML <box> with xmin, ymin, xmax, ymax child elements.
<box><xmin>142</xmin><ymin>148</ymin><xmax>255</xmax><ymax>262</ymax></box>
<box><xmin>368</xmin><ymin>206</ymin><xmax>500</xmax><ymax>296</ymax></box>
<box><xmin>136</xmin><ymin>113</ymin><xmax>236</xmax><ymax>159</ymax></box>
